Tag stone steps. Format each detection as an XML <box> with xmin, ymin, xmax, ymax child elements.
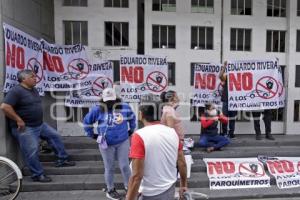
<box><xmin>17</xmin><ymin>135</ymin><xmax>300</xmax><ymax>199</ymax></box>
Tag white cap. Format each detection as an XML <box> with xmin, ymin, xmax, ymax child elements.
<box><xmin>102</xmin><ymin>88</ymin><xmax>117</xmax><ymax>102</ymax></box>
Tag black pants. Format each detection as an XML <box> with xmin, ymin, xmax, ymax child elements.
<box><xmin>251</xmin><ymin>110</ymin><xmax>272</xmax><ymax>135</ymax></box>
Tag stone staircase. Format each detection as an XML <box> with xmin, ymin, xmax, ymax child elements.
<box><xmin>16</xmin><ymin>135</ymin><xmax>300</xmax><ymax>200</ymax></box>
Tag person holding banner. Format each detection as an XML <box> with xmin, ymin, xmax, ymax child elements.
<box><xmin>219</xmin><ymin>61</ymin><xmax>237</xmax><ymax>139</ymax></box>
<box><xmin>252</xmin><ymin>110</ymin><xmax>275</xmax><ymax>140</ymax></box>
<box><xmin>1</xmin><ymin>69</ymin><xmax>75</xmax><ymax>183</ymax></box>
<box><xmin>126</xmin><ymin>96</ymin><xmax>187</xmax><ymax>200</ymax></box>
<box><xmin>199</xmin><ymin>103</ymin><xmax>230</xmax><ymax>152</ymax></box>
<box><xmin>160</xmin><ymin>90</ymin><xmax>185</xmax><ymax>141</ymax></box>
<box><xmin>83</xmin><ymin>88</ymin><xmax>136</xmax><ymax>200</ymax></box>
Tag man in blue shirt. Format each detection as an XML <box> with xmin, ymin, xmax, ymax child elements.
<box><xmin>1</xmin><ymin>69</ymin><xmax>75</xmax><ymax>183</ymax></box>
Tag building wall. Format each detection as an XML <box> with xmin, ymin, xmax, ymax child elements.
<box><xmin>0</xmin><ymin>0</ymin><xmax>55</xmax><ymax>157</ymax></box>
<box><xmin>54</xmin><ymin>0</ymin><xmax>300</xmax><ymax>135</ymax></box>
<box><xmin>54</xmin><ymin>0</ymin><xmax>138</xmax><ymax>136</ymax></box>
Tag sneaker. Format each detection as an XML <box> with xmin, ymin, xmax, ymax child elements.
<box><xmin>55</xmin><ymin>160</ymin><xmax>76</xmax><ymax>167</ymax></box>
<box><xmin>266</xmin><ymin>135</ymin><xmax>275</xmax><ymax>140</ymax></box>
<box><xmin>229</xmin><ymin>134</ymin><xmax>236</xmax><ymax>139</ymax></box>
<box><xmin>106</xmin><ymin>188</ymin><xmax>122</xmax><ymax>200</ymax></box>
<box><xmin>32</xmin><ymin>175</ymin><xmax>52</xmax><ymax>183</ymax></box>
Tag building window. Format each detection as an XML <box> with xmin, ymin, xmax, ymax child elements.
<box><xmin>110</xmin><ymin>60</ymin><xmax>120</xmax><ymax>82</ymax></box>
<box><xmin>297</xmin><ymin>30</ymin><xmax>300</xmax><ymax>52</ymax></box>
<box><xmin>267</xmin><ymin>0</ymin><xmax>286</xmax><ymax>17</ymax></box>
<box><xmin>191</xmin><ymin>0</ymin><xmax>214</xmax><ymax>13</ymax></box>
<box><xmin>266</xmin><ymin>30</ymin><xmax>285</xmax><ymax>52</ymax></box>
<box><xmin>191</xmin><ymin>26</ymin><xmax>213</xmax><ymax>50</ymax></box>
<box><xmin>272</xmin><ymin>108</ymin><xmax>284</xmax><ymax>121</ymax></box>
<box><xmin>63</xmin><ymin>0</ymin><xmax>87</xmax><ymax>6</ymax></box>
<box><xmin>190</xmin><ymin>99</ymin><xmax>205</xmax><ymax>122</ymax></box>
<box><xmin>152</xmin><ymin>25</ymin><xmax>176</xmax><ymax>48</ymax></box>
<box><xmin>296</xmin><ymin>65</ymin><xmax>300</xmax><ymax>87</ymax></box>
<box><xmin>231</xmin><ymin>0</ymin><xmax>252</xmax><ymax>15</ymax></box>
<box><xmin>294</xmin><ymin>100</ymin><xmax>300</xmax><ymax>122</ymax></box>
<box><xmin>64</xmin><ymin>21</ymin><xmax>88</xmax><ymax>45</ymax></box>
<box><xmin>168</xmin><ymin>62</ymin><xmax>176</xmax><ymax>86</ymax></box>
<box><xmin>65</xmin><ymin>107</ymin><xmax>89</xmax><ymax>123</ymax></box>
<box><xmin>105</xmin><ymin>22</ymin><xmax>129</xmax><ymax>46</ymax></box>
<box><xmin>230</xmin><ymin>28</ymin><xmax>251</xmax><ymax>51</ymax></box>
<box><xmin>104</xmin><ymin>0</ymin><xmax>128</xmax><ymax>7</ymax></box>
<box><xmin>298</xmin><ymin>0</ymin><xmax>300</xmax><ymax>16</ymax></box>
<box><xmin>153</xmin><ymin>0</ymin><xmax>176</xmax><ymax>12</ymax></box>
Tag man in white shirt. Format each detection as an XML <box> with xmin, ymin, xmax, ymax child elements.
<box><xmin>126</xmin><ymin>100</ymin><xmax>187</xmax><ymax>200</ymax></box>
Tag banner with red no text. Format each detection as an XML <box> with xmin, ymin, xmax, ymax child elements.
<box><xmin>204</xmin><ymin>158</ymin><xmax>270</xmax><ymax>190</ymax></box>
<box><xmin>227</xmin><ymin>59</ymin><xmax>285</xmax><ymax>111</ymax></box>
<box><xmin>120</xmin><ymin>55</ymin><xmax>168</xmax><ymax>102</ymax></box>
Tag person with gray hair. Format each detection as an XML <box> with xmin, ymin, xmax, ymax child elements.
<box><xmin>1</xmin><ymin>69</ymin><xmax>75</xmax><ymax>183</ymax></box>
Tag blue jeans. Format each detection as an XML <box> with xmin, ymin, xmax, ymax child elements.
<box><xmin>222</xmin><ymin>101</ymin><xmax>237</xmax><ymax>136</ymax></box>
<box><xmin>99</xmin><ymin>139</ymin><xmax>131</xmax><ymax>191</ymax></box>
<box><xmin>11</xmin><ymin>122</ymin><xmax>68</xmax><ymax>178</ymax></box>
<box><xmin>199</xmin><ymin>134</ymin><xmax>230</xmax><ymax>149</ymax></box>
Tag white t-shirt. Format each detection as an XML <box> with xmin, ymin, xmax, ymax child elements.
<box><xmin>129</xmin><ymin>124</ymin><xmax>181</xmax><ymax>196</ymax></box>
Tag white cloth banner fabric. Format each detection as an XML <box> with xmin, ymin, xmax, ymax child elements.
<box><xmin>120</xmin><ymin>55</ymin><xmax>168</xmax><ymax>102</ymax></box>
<box><xmin>192</xmin><ymin>63</ymin><xmax>223</xmax><ymax>107</ymax></box>
<box><xmin>265</xmin><ymin>157</ymin><xmax>300</xmax><ymax>189</ymax></box>
<box><xmin>227</xmin><ymin>59</ymin><xmax>285</xmax><ymax>111</ymax></box>
<box><xmin>41</xmin><ymin>39</ymin><xmax>89</xmax><ymax>91</ymax></box>
<box><xmin>3</xmin><ymin>23</ymin><xmax>44</xmax><ymax>95</ymax></box>
<box><xmin>203</xmin><ymin>158</ymin><xmax>270</xmax><ymax>190</ymax></box>
<box><xmin>64</xmin><ymin>61</ymin><xmax>114</xmax><ymax>107</ymax></box>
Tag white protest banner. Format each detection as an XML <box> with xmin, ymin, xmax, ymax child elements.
<box><xmin>64</xmin><ymin>61</ymin><xmax>114</xmax><ymax>107</ymax></box>
<box><xmin>204</xmin><ymin>158</ymin><xmax>270</xmax><ymax>190</ymax></box>
<box><xmin>3</xmin><ymin>23</ymin><xmax>44</xmax><ymax>95</ymax></box>
<box><xmin>192</xmin><ymin>63</ymin><xmax>223</xmax><ymax>107</ymax></box>
<box><xmin>265</xmin><ymin>157</ymin><xmax>300</xmax><ymax>189</ymax></box>
<box><xmin>41</xmin><ymin>39</ymin><xmax>90</xmax><ymax>91</ymax></box>
<box><xmin>227</xmin><ymin>59</ymin><xmax>285</xmax><ymax>111</ymax></box>
<box><xmin>120</xmin><ymin>55</ymin><xmax>168</xmax><ymax>102</ymax></box>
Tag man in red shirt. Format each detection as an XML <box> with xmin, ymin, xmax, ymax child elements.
<box><xmin>126</xmin><ymin>100</ymin><xmax>188</xmax><ymax>200</ymax></box>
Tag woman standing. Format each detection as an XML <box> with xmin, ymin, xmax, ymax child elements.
<box><xmin>160</xmin><ymin>90</ymin><xmax>185</xmax><ymax>141</ymax></box>
<box><xmin>83</xmin><ymin>88</ymin><xmax>136</xmax><ymax>200</ymax></box>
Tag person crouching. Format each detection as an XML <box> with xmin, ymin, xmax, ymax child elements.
<box><xmin>199</xmin><ymin>103</ymin><xmax>230</xmax><ymax>153</ymax></box>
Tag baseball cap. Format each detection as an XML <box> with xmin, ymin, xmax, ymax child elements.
<box><xmin>102</xmin><ymin>88</ymin><xmax>117</xmax><ymax>102</ymax></box>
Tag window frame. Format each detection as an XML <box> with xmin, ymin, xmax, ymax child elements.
<box><xmin>267</xmin><ymin>0</ymin><xmax>286</xmax><ymax>17</ymax></box>
<box><xmin>191</xmin><ymin>0</ymin><xmax>214</xmax><ymax>13</ymax></box>
<box><xmin>266</xmin><ymin>30</ymin><xmax>286</xmax><ymax>52</ymax></box>
<box><xmin>230</xmin><ymin>28</ymin><xmax>252</xmax><ymax>51</ymax></box>
<box><xmin>63</xmin><ymin>0</ymin><xmax>88</xmax><ymax>7</ymax></box>
<box><xmin>168</xmin><ymin>62</ymin><xmax>176</xmax><ymax>86</ymax></box>
<box><xmin>104</xmin><ymin>21</ymin><xmax>129</xmax><ymax>47</ymax></box>
<box><xmin>191</xmin><ymin>26</ymin><xmax>214</xmax><ymax>50</ymax></box>
<box><xmin>295</xmin><ymin>65</ymin><xmax>300</xmax><ymax>87</ymax></box>
<box><xmin>294</xmin><ymin>100</ymin><xmax>300</xmax><ymax>122</ymax></box>
<box><xmin>297</xmin><ymin>30</ymin><xmax>300</xmax><ymax>52</ymax></box>
<box><xmin>63</xmin><ymin>21</ymin><xmax>88</xmax><ymax>45</ymax></box>
<box><xmin>152</xmin><ymin>0</ymin><xmax>176</xmax><ymax>12</ymax></box>
<box><xmin>152</xmin><ymin>25</ymin><xmax>176</xmax><ymax>49</ymax></box>
<box><xmin>104</xmin><ymin>0</ymin><xmax>129</xmax><ymax>8</ymax></box>
<box><xmin>231</xmin><ymin>0</ymin><xmax>252</xmax><ymax>15</ymax></box>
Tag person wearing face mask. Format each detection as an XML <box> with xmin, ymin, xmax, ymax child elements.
<box><xmin>199</xmin><ymin>103</ymin><xmax>230</xmax><ymax>153</ymax></box>
<box><xmin>160</xmin><ymin>90</ymin><xmax>185</xmax><ymax>141</ymax></box>
<box><xmin>83</xmin><ymin>88</ymin><xmax>136</xmax><ymax>200</ymax></box>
